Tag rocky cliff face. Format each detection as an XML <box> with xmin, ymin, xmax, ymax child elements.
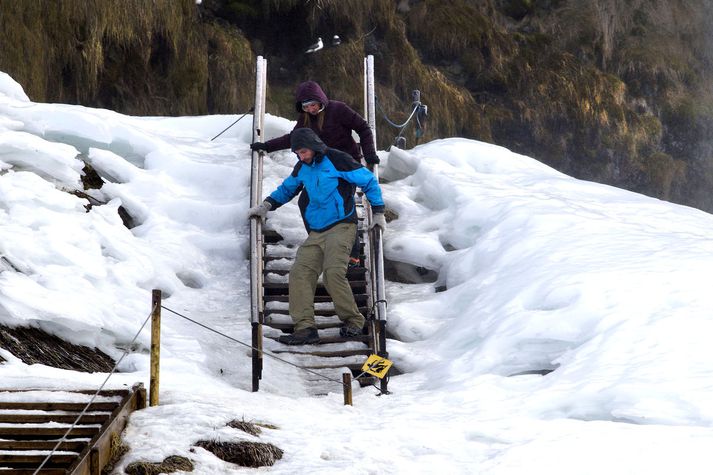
<box><xmin>2</xmin><ymin>0</ymin><xmax>712</xmax><ymax>212</ymax></box>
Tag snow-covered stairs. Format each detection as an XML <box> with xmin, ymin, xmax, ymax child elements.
<box><xmin>0</xmin><ymin>384</ymin><xmax>145</xmax><ymax>474</ymax></box>
<box><xmin>260</xmin><ymin>214</ymin><xmax>377</xmax><ymax>393</ymax></box>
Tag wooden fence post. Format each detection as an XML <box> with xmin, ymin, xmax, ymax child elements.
<box><xmin>342</xmin><ymin>373</ymin><xmax>353</xmax><ymax>406</ymax></box>
<box><xmin>149</xmin><ymin>289</ymin><xmax>161</xmax><ymax>407</ymax></box>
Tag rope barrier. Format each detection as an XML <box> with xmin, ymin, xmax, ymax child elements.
<box><xmin>33</xmin><ymin>306</ymin><xmax>156</xmax><ymax>475</ymax></box>
<box><xmin>375</xmin><ymin>98</ymin><xmax>420</xmax><ymax>130</ymax></box>
<box><xmin>374</xmin><ymin>94</ymin><xmax>427</xmax><ymax>148</ymax></box>
<box><xmin>161</xmin><ymin>304</ymin><xmax>391</xmax><ymax>396</ymax></box>
<box><xmin>160</xmin><ymin>305</ymin><xmax>351</xmax><ymax>389</ymax></box>
<box><xmin>210</xmin><ymin>107</ymin><xmax>254</xmax><ymax>141</ymax></box>
<box><xmin>34</xmin><ymin>296</ymin><xmax>390</xmax><ymax>472</ymax></box>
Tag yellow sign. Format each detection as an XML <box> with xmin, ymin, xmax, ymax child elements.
<box><xmin>361</xmin><ymin>354</ymin><xmax>393</xmax><ymax>379</ymax></box>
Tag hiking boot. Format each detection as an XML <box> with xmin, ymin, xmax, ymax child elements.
<box><xmin>278</xmin><ymin>327</ymin><xmax>320</xmax><ymax>345</ymax></box>
<box><xmin>339</xmin><ymin>324</ymin><xmax>364</xmax><ymax>338</ymax></box>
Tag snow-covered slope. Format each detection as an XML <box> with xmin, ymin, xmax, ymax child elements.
<box><xmin>2</xmin><ymin>72</ymin><xmax>713</xmax><ymax>474</ymax></box>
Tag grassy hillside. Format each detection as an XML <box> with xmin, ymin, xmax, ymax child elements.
<box><xmin>2</xmin><ymin>0</ymin><xmax>712</xmax><ymax>212</ymax></box>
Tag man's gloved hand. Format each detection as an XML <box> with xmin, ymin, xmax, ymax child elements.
<box><xmin>369</xmin><ymin>213</ymin><xmax>386</xmax><ymax>230</ymax></box>
<box><xmin>250</xmin><ymin>142</ymin><xmax>268</xmax><ymax>152</ymax></box>
<box><xmin>247</xmin><ymin>201</ymin><xmax>272</xmax><ymax>219</ymax></box>
<box><xmin>364</xmin><ymin>153</ymin><xmax>380</xmax><ymax>165</ymax></box>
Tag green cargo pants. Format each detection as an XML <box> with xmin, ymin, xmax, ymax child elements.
<box><xmin>289</xmin><ymin>222</ymin><xmax>365</xmax><ymax>332</ymax></box>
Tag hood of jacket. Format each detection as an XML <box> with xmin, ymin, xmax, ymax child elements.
<box><xmin>290</xmin><ymin>127</ymin><xmax>328</xmax><ymax>155</ymax></box>
<box><xmin>294</xmin><ymin>81</ymin><xmax>329</xmax><ymax>113</ymax></box>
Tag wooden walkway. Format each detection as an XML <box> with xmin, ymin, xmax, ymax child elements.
<box><xmin>0</xmin><ymin>383</ymin><xmax>145</xmax><ymax>474</ymax></box>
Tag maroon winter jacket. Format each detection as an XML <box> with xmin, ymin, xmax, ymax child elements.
<box><xmin>263</xmin><ymin>81</ymin><xmax>376</xmax><ymax>162</ymax></box>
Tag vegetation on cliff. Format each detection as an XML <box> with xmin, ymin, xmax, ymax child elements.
<box><xmin>1</xmin><ymin>0</ymin><xmax>712</xmax><ymax>212</ymax></box>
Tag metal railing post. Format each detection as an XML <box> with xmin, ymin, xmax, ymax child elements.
<box><xmin>250</xmin><ymin>56</ymin><xmax>267</xmax><ymax>392</ymax></box>
<box><xmin>363</xmin><ymin>55</ymin><xmax>389</xmax><ymax>393</ymax></box>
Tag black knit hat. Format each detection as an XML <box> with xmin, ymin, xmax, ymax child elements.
<box><xmin>290</xmin><ymin>128</ymin><xmax>327</xmax><ymax>154</ymax></box>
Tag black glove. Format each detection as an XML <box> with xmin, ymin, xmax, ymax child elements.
<box><xmin>364</xmin><ymin>153</ymin><xmax>380</xmax><ymax>165</ymax></box>
<box><xmin>250</xmin><ymin>142</ymin><xmax>268</xmax><ymax>152</ymax></box>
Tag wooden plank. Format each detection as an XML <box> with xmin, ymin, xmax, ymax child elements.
<box><xmin>0</xmin><ymin>469</ymin><xmax>67</xmax><ymax>474</ymax></box>
<box><xmin>263</xmin><ymin>281</ymin><xmax>367</xmax><ymax>294</ymax></box>
<box><xmin>0</xmin><ymin>389</ymin><xmax>124</xmax><ymax>396</ymax></box>
<box><xmin>0</xmin><ymin>413</ymin><xmax>109</xmax><ymax>424</ymax></box>
<box><xmin>265</xmin><ymin>294</ymin><xmax>368</xmax><ymax>304</ymax></box>
<box><xmin>0</xmin><ymin>426</ymin><xmax>99</xmax><ymax>438</ymax></box>
<box><xmin>0</xmin><ymin>453</ymin><xmax>75</xmax><ymax>465</ymax></box>
<box><xmin>0</xmin><ymin>440</ymin><xmax>87</xmax><ymax>451</ymax></box>
<box><xmin>313</xmin><ymin>335</ymin><xmax>370</xmax><ymax>344</ymax></box>
<box><xmin>67</xmin><ymin>383</ymin><xmax>143</xmax><ymax>475</ymax></box>
<box><xmin>265</xmin><ymin>307</ymin><xmax>369</xmax><ymax>317</ymax></box>
<box><xmin>0</xmin><ymin>402</ymin><xmax>117</xmax><ymax>411</ymax></box>
<box><xmin>0</xmin><ymin>385</ymin><xmax>144</xmax><ymax>474</ymax></box>
<box><xmin>272</xmin><ymin>348</ymin><xmax>372</xmax><ymax>358</ymax></box>
<box><xmin>265</xmin><ymin>334</ymin><xmax>370</xmax><ymax>344</ymax></box>
<box><xmin>262</xmin><ymin>229</ymin><xmax>283</xmax><ymax>243</ymax></box>
<box><xmin>265</xmin><ymin>267</ymin><xmax>367</xmax><ymax>278</ymax></box>
<box><xmin>262</xmin><ymin>321</ymin><xmax>343</xmax><ymax>331</ymax></box>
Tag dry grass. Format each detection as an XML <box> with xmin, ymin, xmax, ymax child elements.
<box><xmin>0</xmin><ymin>0</ymin><xmax>254</xmax><ymax>114</ymax></box>
<box><xmin>227</xmin><ymin>419</ymin><xmax>262</xmax><ymax>436</ymax></box>
<box><xmin>0</xmin><ymin>325</ymin><xmax>114</xmax><ymax>372</ymax></box>
<box><xmin>125</xmin><ymin>455</ymin><xmax>194</xmax><ymax>475</ymax></box>
<box><xmin>2</xmin><ymin>0</ymin><xmax>713</xmax><ymax>210</ymax></box>
<box><xmin>195</xmin><ymin>439</ymin><xmax>283</xmax><ymax>468</ymax></box>
<box><xmin>100</xmin><ymin>433</ymin><xmax>130</xmax><ymax>475</ymax></box>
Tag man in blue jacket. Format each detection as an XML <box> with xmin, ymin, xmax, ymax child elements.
<box><xmin>248</xmin><ymin>128</ymin><xmax>386</xmax><ymax>345</ymax></box>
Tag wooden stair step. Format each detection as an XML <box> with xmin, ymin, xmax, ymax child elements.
<box><xmin>263</xmin><ymin>321</ymin><xmax>342</xmax><ymax>331</ymax></box>
<box><xmin>263</xmin><ymin>282</ymin><xmax>367</xmax><ymax>297</ymax></box>
<box><xmin>265</xmin><ymin>267</ymin><xmax>367</xmax><ymax>277</ymax></box>
<box><xmin>262</xmin><ymin>229</ymin><xmax>283</xmax><ymax>243</ymax></box>
<box><xmin>272</xmin><ymin>348</ymin><xmax>372</xmax><ymax>358</ymax></box>
<box><xmin>0</xmin><ymin>440</ymin><xmax>87</xmax><ymax>451</ymax></box>
<box><xmin>0</xmin><ymin>384</ymin><xmax>144</xmax><ymax>475</ymax></box>
<box><xmin>0</xmin><ymin>453</ymin><xmax>76</xmax><ymax>466</ymax></box>
<box><xmin>317</xmin><ymin>335</ymin><xmax>371</xmax><ymax>344</ymax></box>
<box><xmin>0</xmin><ymin>469</ymin><xmax>68</xmax><ymax>474</ymax></box>
<box><xmin>265</xmin><ymin>334</ymin><xmax>370</xmax><ymax>344</ymax></box>
<box><xmin>263</xmin><ymin>281</ymin><xmax>367</xmax><ymax>290</ymax></box>
<box><xmin>265</xmin><ymin>294</ymin><xmax>368</xmax><ymax>303</ymax></box>
<box><xmin>265</xmin><ymin>307</ymin><xmax>370</xmax><ymax>316</ymax></box>
<box><xmin>0</xmin><ymin>402</ymin><xmax>117</xmax><ymax>411</ymax></box>
<box><xmin>0</xmin><ymin>413</ymin><xmax>109</xmax><ymax>424</ymax></box>
<box><xmin>0</xmin><ymin>426</ymin><xmax>100</xmax><ymax>439</ymax></box>
<box><xmin>274</xmin><ymin>353</ymin><xmax>367</xmax><ymax>369</ymax></box>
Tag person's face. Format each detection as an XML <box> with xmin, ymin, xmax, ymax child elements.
<box><xmin>302</xmin><ymin>102</ymin><xmax>321</xmax><ymax>115</ymax></box>
<box><xmin>296</xmin><ymin>147</ymin><xmax>315</xmax><ymax>164</ymax></box>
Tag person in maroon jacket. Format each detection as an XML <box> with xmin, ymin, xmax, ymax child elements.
<box><xmin>250</xmin><ymin>80</ymin><xmax>380</xmax><ymax>165</ymax></box>
<box><xmin>251</xmin><ymin>81</ymin><xmax>380</xmax><ymax>266</ymax></box>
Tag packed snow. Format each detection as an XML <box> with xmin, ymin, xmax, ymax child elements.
<box><xmin>1</xmin><ymin>72</ymin><xmax>713</xmax><ymax>474</ymax></box>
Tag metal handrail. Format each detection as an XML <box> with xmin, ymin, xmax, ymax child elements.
<box><xmin>364</xmin><ymin>55</ymin><xmax>387</xmax><ymax>325</ymax></box>
<box><xmin>250</xmin><ymin>56</ymin><xmax>267</xmax><ymax>391</ymax></box>
<box><xmin>364</xmin><ymin>55</ymin><xmax>389</xmax><ymax>393</ymax></box>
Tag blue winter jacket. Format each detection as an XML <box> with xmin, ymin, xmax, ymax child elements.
<box><xmin>265</xmin><ymin>130</ymin><xmax>384</xmax><ymax>233</ymax></box>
